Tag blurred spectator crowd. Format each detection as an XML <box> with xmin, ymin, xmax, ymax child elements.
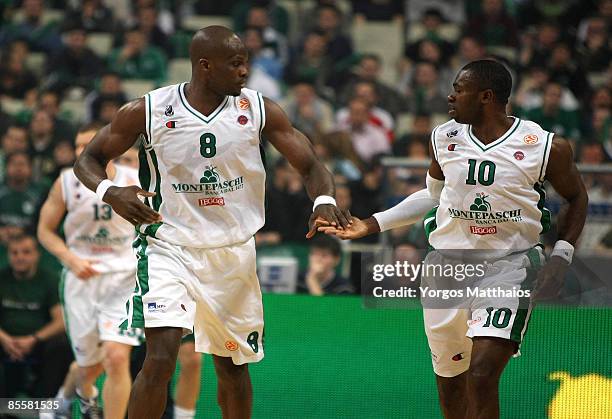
<box><xmin>0</xmin><ymin>0</ymin><xmax>610</xmax><ymax>294</ymax></box>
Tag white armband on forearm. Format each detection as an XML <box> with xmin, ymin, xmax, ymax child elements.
<box><xmin>372</xmin><ymin>173</ymin><xmax>443</xmax><ymax>232</ymax></box>
<box><xmin>551</xmin><ymin>240</ymin><xmax>574</xmax><ymax>264</ymax></box>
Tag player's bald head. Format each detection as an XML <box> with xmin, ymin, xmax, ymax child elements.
<box><xmin>189</xmin><ymin>25</ymin><xmax>245</xmax><ymax>65</ymax></box>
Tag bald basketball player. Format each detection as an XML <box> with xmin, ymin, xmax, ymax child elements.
<box><xmin>74</xmin><ymin>26</ymin><xmax>349</xmax><ymax>419</ymax></box>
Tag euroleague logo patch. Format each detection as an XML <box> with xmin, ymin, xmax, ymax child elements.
<box><xmin>238</xmin><ymin>98</ymin><xmax>250</xmax><ymax>110</ymax></box>
<box><xmin>523</xmin><ymin>134</ymin><xmax>538</xmax><ymax>144</ymax></box>
<box><xmin>514</xmin><ymin>151</ymin><xmax>525</xmax><ymax>160</ymax></box>
<box><xmin>225</xmin><ymin>341</ymin><xmax>239</xmax><ymax>351</ymax></box>
<box><xmin>238</xmin><ymin>115</ymin><xmax>248</xmax><ymax>125</ymax></box>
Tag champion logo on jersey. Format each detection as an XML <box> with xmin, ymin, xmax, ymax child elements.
<box><xmin>238</xmin><ymin>115</ymin><xmax>248</xmax><ymax>125</ymax></box>
<box><xmin>164</xmin><ymin>105</ymin><xmax>174</xmax><ymax>116</ymax></box>
<box><xmin>166</xmin><ymin>121</ymin><xmax>177</xmax><ymax>128</ymax></box>
<box><xmin>448</xmin><ymin>143</ymin><xmax>457</xmax><ymax>151</ymax></box>
<box><xmin>514</xmin><ymin>151</ymin><xmax>525</xmax><ymax>160</ymax></box>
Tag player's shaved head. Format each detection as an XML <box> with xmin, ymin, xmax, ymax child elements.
<box><xmin>189</xmin><ymin>25</ymin><xmax>244</xmax><ymax>65</ymax></box>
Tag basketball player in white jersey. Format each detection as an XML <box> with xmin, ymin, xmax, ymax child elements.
<box><xmin>37</xmin><ymin>123</ymin><xmax>143</xmax><ymax>419</ymax></box>
<box><xmin>319</xmin><ymin>60</ymin><xmax>588</xmax><ymax>419</ymax></box>
<box><xmin>74</xmin><ymin>26</ymin><xmax>350</xmax><ymax>419</ymax></box>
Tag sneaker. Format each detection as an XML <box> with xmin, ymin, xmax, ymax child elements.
<box><xmin>76</xmin><ymin>393</ymin><xmax>103</xmax><ymax>419</ymax></box>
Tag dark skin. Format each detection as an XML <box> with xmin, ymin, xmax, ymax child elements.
<box><xmin>75</xmin><ymin>26</ymin><xmax>349</xmax><ymax>419</ymax></box>
<box><xmin>320</xmin><ymin>67</ymin><xmax>588</xmax><ymax>419</ymax></box>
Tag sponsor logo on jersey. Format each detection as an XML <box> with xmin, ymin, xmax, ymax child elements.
<box><xmin>470</xmin><ymin>225</ymin><xmax>497</xmax><ymax>235</ymax></box>
<box><xmin>524</xmin><ymin>134</ymin><xmax>538</xmax><ymax>144</ymax></box>
<box><xmin>514</xmin><ymin>151</ymin><xmax>525</xmax><ymax>160</ymax></box>
<box><xmin>225</xmin><ymin>341</ymin><xmax>239</xmax><ymax>351</ymax></box>
<box><xmin>448</xmin><ymin>193</ymin><xmax>523</xmax><ymax>225</ymax></box>
<box><xmin>448</xmin><ymin>143</ymin><xmax>457</xmax><ymax>151</ymax></box>
<box><xmin>166</xmin><ymin>121</ymin><xmax>177</xmax><ymax>128</ymax></box>
<box><xmin>468</xmin><ymin>316</ymin><xmax>483</xmax><ymax>326</ymax></box>
<box><xmin>171</xmin><ymin>166</ymin><xmax>245</xmax><ymax>196</ymax></box>
<box><xmin>446</xmin><ymin>129</ymin><xmax>459</xmax><ymax>138</ymax></box>
<box><xmin>180</xmin><ymin>304</ymin><xmax>187</xmax><ymax>312</ymax></box>
<box><xmin>238</xmin><ymin>115</ymin><xmax>248</xmax><ymax>125</ymax></box>
<box><xmin>452</xmin><ymin>353</ymin><xmax>464</xmax><ymax>361</ymax></box>
<box><xmin>198</xmin><ymin>197</ymin><xmax>225</xmax><ymax>206</ymax></box>
<box><xmin>75</xmin><ymin>227</ymin><xmax>132</xmax><ymax>247</ymax></box>
<box><xmin>164</xmin><ymin>105</ymin><xmax>174</xmax><ymax>116</ymax></box>
<box><xmin>147</xmin><ymin>302</ymin><xmax>166</xmax><ymax>313</ymax></box>
<box><xmin>239</xmin><ymin>98</ymin><xmax>250</xmax><ymax>110</ymax></box>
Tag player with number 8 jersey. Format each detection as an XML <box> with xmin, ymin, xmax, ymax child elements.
<box><xmin>139</xmin><ymin>83</ymin><xmax>266</xmax><ymax>247</ymax></box>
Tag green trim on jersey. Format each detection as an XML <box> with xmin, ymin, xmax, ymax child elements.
<box><xmin>144</xmin><ymin>222</ymin><xmax>163</xmax><ymax>238</ymax></box>
<box><xmin>538</xmin><ymin>132</ymin><xmax>552</xmax><ymax>181</ymax></box>
<box><xmin>145</xmin><ymin>94</ymin><xmax>152</xmax><ymax>145</ymax></box>
<box><xmin>534</xmin><ymin>182</ymin><xmax>551</xmax><ymax>234</ymax></box>
<box><xmin>257</xmin><ymin>92</ymin><xmax>264</xmax><ymax>141</ymax></box>
<box><xmin>467</xmin><ymin>117</ymin><xmax>521</xmax><ymax>152</ymax></box>
<box><xmin>423</xmin><ymin>206</ymin><xmax>439</xmax><ymax>242</ymax></box>
<box><xmin>129</xmin><ymin>235</ymin><xmax>150</xmax><ymax>329</ymax></box>
<box><xmin>178</xmin><ymin>82</ymin><xmax>229</xmax><ymax>123</ymax></box>
<box><xmin>149</xmin><ymin>149</ymin><xmax>162</xmax><ymax>211</ymax></box>
<box><xmin>138</xmin><ymin>145</ymin><xmax>152</xmax><ymax>208</ymax></box>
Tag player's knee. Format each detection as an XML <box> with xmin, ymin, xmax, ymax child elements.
<box><xmin>215</xmin><ymin>359</ymin><xmax>248</xmax><ymax>385</ymax></box>
<box><xmin>142</xmin><ymin>353</ymin><xmax>177</xmax><ymax>383</ymax></box>
<box><xmin>468</xmin><ymin>361</ymin><xmax>499</xmax><ymax>389</ymax></box>
<box><xmin>180</xmin><ymin>351</ymin><xmax>202</xmax><ymax>372</ymax></box>
<box><xmin>103</xmin><ymin>347</ymin><xmax>130</xmax><ymax>375</ymax></box>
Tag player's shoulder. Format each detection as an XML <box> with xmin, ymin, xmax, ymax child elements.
<box><xmin>146</xmin><ymin>82</ymin><xmax>181</xmax><ymax>97</ymax></box>
<box><xmin>432</xmin><ymin>119</ymin><xmax>465</xmax><ymax>140</ymax></box>
<box><xmin>59</xmin><ymin>166</ymin><xmax>77</xmax><ymax>184</ymax></box>
<box><xmin>515</xmin><ymin>117</ymin><xmax>547</xmax><ymax>133</ymax></box>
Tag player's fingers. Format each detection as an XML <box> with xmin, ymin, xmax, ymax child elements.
<box><xmin>335</xmin><ymin>208</ymin><xmax>351</xmax><ymax>229</ymax></box>
<box><xmin>136</xmin><ymin>188</ymin><xmax>156</xmax><ymax>198</ymax></box>
<box><xmin>305</xmin><ymin>227</ymin><xmax>317</xmax><ymax>239</ymax></box>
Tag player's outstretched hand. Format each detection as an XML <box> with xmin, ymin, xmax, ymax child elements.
<box><xmin>317</xmin><ymin>216</ymin><xmax>370</xmax><ymax>240</ymax></box>
<box><xmin>532</xmin><ymin>255</ymin><xmax>569</xmax><ymax>302</ymax></box>
<box><xmin>306</xmin><ymin>205</ymin><xmax>352</xmax><ymax>239</ymax></box>
<box><xmin>104</xmin><ymin>185</ymin><xmax>162</xmax><ymax>226</ymax></box>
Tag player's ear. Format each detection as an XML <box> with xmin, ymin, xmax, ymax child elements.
<box><xmin>199</xmin><ymin>58</ymin><xmax>210</xmax><ymax>71</ymax></box>
<box><xmin>480</xmin><ymin>89</ymin><xmax>494</xmax><ymax>104</ymax></box>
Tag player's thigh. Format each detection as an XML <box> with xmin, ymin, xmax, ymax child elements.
<box><xmin>61</xmin><ymin>269</ymin><xmax>104</xmax><ymax>367</ymax></box>
<box><xmin>467</xmin><ymin>249</ymin><xmax>540</xmax><ymax>347</ymax></box>
<box><xmin>99</xmin><ymin>270</ymin><xmax>144</xmax><ymax>346</ymax></box>
<box><xmin>191</xmin><ymin>237</ymin><xmax>264</xmax><ymax>365</ymax></box>
<box><xmin>126</xmin><ymin>235</ymin><xmax>196</xmax><ymax>333</ymax></box>
<box><xmin>423</xmin><ymin>308</ymin><xmax>472</xmax><ymax>377</ymax></box>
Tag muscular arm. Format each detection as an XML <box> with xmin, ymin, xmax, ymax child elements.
<box><xmin>262</xmin><ymin>97</ymin><xmax>350</xmax><ymax>233</ymax></box>
<box><xmin>262</xmin><ymin>97</ymin><xmax>335</xmax><ymax>201</ymax></box>
<box><xmin>37</xmin><ymin>177</ymin><xmax>100</xmax><ymax>279</ymax></box>
<box><xmin>74</xmin><ymin>99</ymin><xmax>161</xmax><ymax>225</ymax></box>
<box><xmin>544</xmin><ymin>137</ymin><xmax>588</xmax><ymax>245</ymax></box>
<box><xmin>320</xmin><ymin>140</ymin><xmax>445</xmax><ymax>239</ymax></box>
<box><xmin>37</xmin><ymin>178</ymin><xmax>70</xmax><ymax>264</ymax></box>
<box><xmin>74</xmin><ymin>99</ymin><xmax>145</xmax><ymax>191</ymax></box>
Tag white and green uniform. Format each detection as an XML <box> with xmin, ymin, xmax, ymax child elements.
<box><xmin>422</xmin><ymin>117</ymin><xmax>551</xmax><ymax>377</ymax></box>
<box><xmin>60</xmin><ymin>165</ymin><xmax>142</xmax><ymax>367</ymax></box>
<box><xmin>125</xmin><ymin>84</ymin><xmax>266</xmax><ymax>364</ymax></box>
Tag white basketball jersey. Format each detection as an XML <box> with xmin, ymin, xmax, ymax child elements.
<box><xmin>427</xmin><ymin>117</ymin><xmax>552</xmax><ymax>252</ymax></box>
<box><xmin>139</xmin><ymin>83</ymin><xmax>266</xmax><ymax>248</ymax></box>
<box><xmin>61</xmin><ymin>165</ymin><xmax>139</xmax><ymax>273</ymax></box>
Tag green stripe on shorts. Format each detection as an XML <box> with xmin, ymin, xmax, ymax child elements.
<box><xmin>130</xmin><ymin>235</ymin><xmax>150</xmax><ymax>328</ymax></box>
<box><xmin>509</xmin><ymin>248</ymin><xmax>542</xmax><ymax>343</ymax></box>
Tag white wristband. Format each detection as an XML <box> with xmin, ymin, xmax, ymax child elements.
<box><xmin>313</xmin><ymin>195</ymin><xmax>337</xmax><ymax>211</ymax></box>
<box><xmin>96</xmin><ymin>179</ymin><xmax>116</xmax><ymax>201</ymax></box>
<box><xmin>551</xmin><ymin>240</ymin><xmax>574</xmax><ymax>264</ymax></box>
